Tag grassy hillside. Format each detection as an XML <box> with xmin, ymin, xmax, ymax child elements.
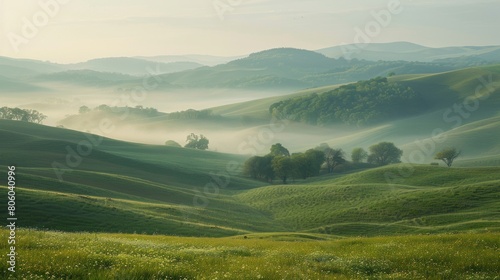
<box><xmin>0</xmin><ymin>120</ymin><xmax>280</xmax><ymax>236</ymax></box>
<box><xmin>1</xmin><ymin>117</ymin><xmax>498</xmax><ymax>237</ymax></box>
<box><xmin>402</xmin><ymin>116</ymin><xmax>500</xmax><ymax>163</ymax></box>
<box><xmin>1</xmin><ymin>229</ymin><xmax>498</xmax><ymax>279</ymax></box>
<box><xmin>237</xmin><ymin>165</ymin><xmax>500</xmax><ymax>236</ymax></box>
<box><xmin>208</xmin><ymin>64</ymin><xmax>500</xmax><ymax>123</ymax></box>
<box><xmin>395</xmin><ymin>64</ymin><xmax>500</xmax><ymax>108</ymax></box>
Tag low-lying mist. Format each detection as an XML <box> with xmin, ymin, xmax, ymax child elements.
<box><xmin>3</xmin><ymin>83</ymin><xmax>499</xmax><ymax>165</ymax></box>
<box><xmin>5</xmin><ymin>84</ymin><xmax>291</xmax><ymax>126</ymax></box>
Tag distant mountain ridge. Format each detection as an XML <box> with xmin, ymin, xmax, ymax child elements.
<box><xmin>317</xmin><ymin>42</ymin><xmax>500</xmax><ymax>62</ymax></box>
<box><xmin>2</xmin><ymin>42</ymin><xmax>500</xmax><ymax>90</ymax></box>
<box><xmin>68</xmin><ymin>57</ymin><xmax>203</xmax><ymax>76</ymax></box>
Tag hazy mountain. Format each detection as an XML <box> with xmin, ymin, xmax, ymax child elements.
<box><xmin>0</xmin><ymin>64</ymin><xmax>42</xmax><ymax>79</ymax></box>
<box><xmin>155</xmin><ymin>48</ymin><xmax>457</xmax><ymax>89</ymax></box>
<box><xmin>137</xmin><ymin>54</ymin><xmax>244</xmax><ymax>66</ymax></box>
<box><xmin>1</xmin><ymin>44</ymin><xmax>497</xmax><ymax>91</ymax></box>
<box><xmin>33</xmin><ymin>70</ymin><xmax>138</xmax><ymax>87</ymax></box>
<box><xmin>0</xmin><ymin>75</ymin><xmax>45</xmax><ymax>92</ymax></box>
<box><xmin>317</xmin><ymin>42</ymin><xmax>500</xmax><ymax>62</ymax></box>
<box><xmin>0</xmin><ymin>56</ymin><xmax>65</xmax><ymax>73</ymax></box>
<box><xmin>69</xmin><ymin>57</ymin><xmax>203</xmax><ymax>76</ymax></box>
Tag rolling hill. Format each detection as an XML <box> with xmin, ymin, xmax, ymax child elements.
<box><xmin>54</xmin><ymin>64</ymin><xmax>500</xmax><ymax>163</ymax></box>
<box><xmin>317</xmin><ymin>42</ymin><xmax>500</xmax><ymax>62</ymax></box>
<box><xmin>0</xmin><ymin>120</ymin><xmax>277</xmax><ymax>236</ymax></box>
<box><xmin>0</xmin><ymin>120</ymin><xmax>499</xmax><ymax>238</ymax></box>
<box><xmin>68</xmin><ymin>57</ymin><xmax>203</xmax><ymax>76</ymax></box>
<box><xmin>2</xmin><ymin>46</ymin><xmax>498</xmax><ymax>92</ymax></box>
<box><xmin>155</xmin><ymin>48</ymin><xmax>461</xmax><ymax>89</ymax></box>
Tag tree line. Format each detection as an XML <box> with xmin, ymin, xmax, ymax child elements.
<box><xmin>244</xmin><ymin>142</ymin><xmax>462</xmax><ymax>184</ymax></box>
<box><xmin>79</xmin><ymin>105</ymin><xmax>160</xmax><ymax>117</ymax></box>
<box><xmin>0</xmin><ymin>107</ymin><xmax>47</xmax><ymax>124</ymax></box>
<box><xmin>243</xmin><ymin>142</ymin><xmax>404</xmax><ymax>184</ymax></box>
<box><xmin>269</xmin><ymin>77</ymin><xmax>425</xmax><ymax>126</ymax></box>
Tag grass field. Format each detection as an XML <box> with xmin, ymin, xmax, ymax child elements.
<box><xmin>1</xmin><ymin>229</ymin><xmax>498</xmax><ymax>279</ymax></box>
<box><xmin>0</xmin><ymin>65</ymin><xmax>500</xmax><ymax>278</ymax></box>
<box><xmin>1</xmin><ymin>119</ymin><xmax>499</xmax><ymax>237</ymax></box>
<box><xmin>238</xmin><ymin>165</ymin><xmax>500</xmax><ymax>235</ymax></box>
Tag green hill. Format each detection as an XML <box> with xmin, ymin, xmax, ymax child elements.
<box><xmin>237</xmin><ymin>165</ymin><xmax>500</xmax><ymax>236</ymax></box>
<box><xmin>155</xmin><ymin>48</ymin><xmax>459</xmax><ymax>89</ymax></box>
<box><xmin>1</xmin><ymin>120</ymin><xmax>499</xmax><ymax>237</ymax></box>
<box><xmin>0</xmin><ymin>120</ymin><xmax>277</xmax><ymax>236</ymax></box>
<box><xmin>55</xmin><ymin>64</ymin><xmax>500</xmax><ymax>162</ymax></box>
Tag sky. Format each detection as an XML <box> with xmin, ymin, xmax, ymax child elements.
<box><xmin>1</xmin><ymin>0</ymin><xmax>500</xmax><ymax>63</ymax></box>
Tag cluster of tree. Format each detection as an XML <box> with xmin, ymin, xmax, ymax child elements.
<box><xmin>184</xmin><ymin>133</ymin><xmax>209</xmax><ymax>150</ymax></box>
<box><xmin>80</xmin><ymin>106</ymin><xmax>222</xmax><ymax>121</ymax></box>
<box><xmin>269</xmin><ymin>77</ymin><xmax>425</xmax><ymax>126</ymax></box>
<box><xmin>164</xmin><ymin>109</ymin><xmax>222</xmax><ymax>121</ymax></box>
<box><xmin>0</xmin><ymin>107</ymin><xmax>47</xmax><ymax>124</ymax></box>
<box><xmin>244</xmin><ymin>142</ymin><xmax>405</xmax><ymax>184</ymax></box>
<box><xmin>79</xmin><ymin>105</ymin><xmax>160</xmax><ymax>117</ymax></box>
<box><xmin>244</xmin><ymin>143</ymin><xmax>325</xmax><ymax>184</ymax></box>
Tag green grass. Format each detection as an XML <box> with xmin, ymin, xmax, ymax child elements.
<box><xmin>1</xmin><ymin>119</ymin><xmax>499</xmax><ymax>237</ymax></box>
<box><xmin>237</xmin><ymin>165</ymin><xmax>500</xmax><ymax>235</ymax></box>
<box><xmin>1</xmin><ymin>229</ymin><xmax>498</xmax><ymax>279</ymax></box>
<box><xmin>0</xmin><ymin>120</ymin><xmax>279</xmax><ymax>236</ymax></box>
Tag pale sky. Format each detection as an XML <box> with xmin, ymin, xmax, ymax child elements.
<box><xmin>1</xmin><ymin>0</ymin><xmax>499</xmax><ymax>63</ymax></box>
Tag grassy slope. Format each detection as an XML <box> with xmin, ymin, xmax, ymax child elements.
<box><xmin>0</xmin><ymin>120</ymin><xmax>280</xmax><ymax>236</ymax></box>
<box><xmin>1</xmin><ymin>110</ymin><xmax>500</xmax><ymax>237</ymax></box>
<box><xmin>401</xmin><ymin>115</ymin><xmax>500</xmax><ymax>164</ymax></box>
<box><xmin>1</xmin><ymin>229</ymin><xmax>498</xmax><ymax>279</ymax></box>
<box><xmin>210</xmin><ymin>84</ymin><xmax>345</xmax><ymax>121</ymax></box>
<box><xmin>237</xmin><ymin>165</ymin><xmax>500</xmax><ymax>236</ymax></box>
<box><xmin>209</xmin><ymin>64</ymin><xmax>500</xmax><ymax>121</ymax></box>
<box><xmin>186</xmin><ymin>65</ymin><xmax>500</xmax><ymax>163</ymax></box>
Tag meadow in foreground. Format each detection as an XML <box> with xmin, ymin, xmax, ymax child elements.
<box><xmin>1</xmin><ymin>229</ymin><xmax>498</xmax><ymax>279</ymax></box>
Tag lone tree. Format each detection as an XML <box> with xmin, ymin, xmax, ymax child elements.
<box><xmin>435</xmin><ymin>148</ymin><xmax>461</xmax><ymax>167</ymax></box>
<box><xmin>367</xmin><ymin>142</ymin><xmax>403</xmax><ymax>166</ymax></box>
<box><xmin>351</xmin><ymin>147</ymin><xmax>368</xmax><ymax>163</ymax></box>
<box><xmin>184</xmin><ymin>133</ymin><xmax>209</xmax><ymax>150</ymax></box>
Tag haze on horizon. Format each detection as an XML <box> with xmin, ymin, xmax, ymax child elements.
<box><xmin>1</xmin><ymin>0</ymin><xmax>500</xmax><ymax>63</ymax></box>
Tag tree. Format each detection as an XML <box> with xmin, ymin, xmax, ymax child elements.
<box><xmin>367</xmin><ymin>142</ymin><xmax>402</xmax><ymax>166</ymax></box>
<box><xmin>79</xmin><ymin>106</ymin><xmax>91</xmax><ymax>114</ymax></box>
<box><xmin>291</xmin><ymin>153</ymin><xmax>309</xmax><ymax>180</ymax></box>
<box><xmin>243</xmin><ymin>155</ymin><xmax>274</xmax><ymax>181</ymax></box>
<box><xmin>184</xmin><ymin>133</ymin><xmax>209</xmax><ymax>150</ymax></box>
<box><xmin>165</xmin><ymin>140</ymin><xmax>181</xmax><ymax>147</ymax></box>
<box><xmin>351</xmin><ymin>148</ymin><xmax>368</xmax><ymax>163</ymax></box>
<box><xmin>305</xmin><ymin>149</ymin><xmax>325</xmax><ymax>176</ymax></box>
<box><xmin>272</xmin><ymin>156</ymin><xmax>293</xmax><ymax>184</ymax></box>
<box><xmin>324</xmin><ymin>148</ymin><xmax>346</xmax><ymax>173</ymax></box>
<box><xmin>435</xmin><ymin>148</ymin><xmax>461</xmax><ymax>167</ymax></box>
<box><xmin>270</xmin><ymin>143</ymin><xmax>290</xmax><ymax>157</ymax></box>
<box><xmin>243</xmin><ymin>156</ymin><xmax>261</xmax><ymax>179</ymax></box>
<box><xmin>0</xmin><ymin>107</ymin><xmax>46</xmax><ymax>124</ymax></box>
